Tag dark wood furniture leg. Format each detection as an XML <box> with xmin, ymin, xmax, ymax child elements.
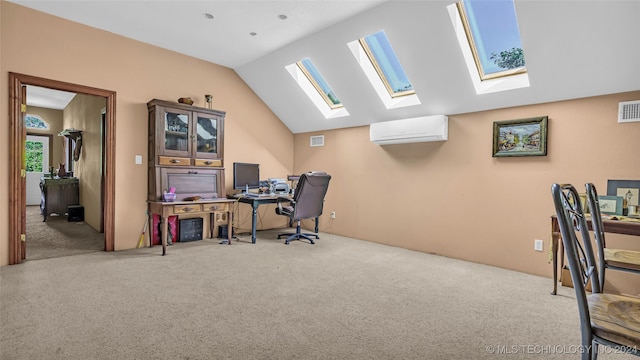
<box><xmin>551</xmin><ymin>216</ymin><xmax>562</xmax><ymax>295</ymax></box>
<box><xmin>161</xmin><ymin>213</ymin><xmax>168</xmax><ymax>256</ymax></box>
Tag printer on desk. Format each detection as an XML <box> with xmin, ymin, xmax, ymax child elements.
<box><xmin>268</xmin><ymin>178</ymin><xmax>290</xmax><ymax>194</ymax></box>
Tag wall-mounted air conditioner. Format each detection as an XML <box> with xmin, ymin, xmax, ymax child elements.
<box><xmin>369</xmin><ymin>115</ymin><xmax>448</xmax><ymax>145</ymax></box>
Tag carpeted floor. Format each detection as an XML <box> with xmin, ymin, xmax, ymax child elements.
<box><xmin>1</xmin><ymin>228</ymin><xmax>636</xmax><ymax>360</ymax></box>
<box><xmin>25</xmin><ymin>205</ymin><xmax>104</xmax><ymax>260</ymax></box>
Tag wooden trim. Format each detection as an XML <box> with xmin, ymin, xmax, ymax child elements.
<box><xmin>104</xmin><ymin>92</ymin><xmax>116</xmax><ymax>251</ymax></box>
<box><xmin>8</xmin><ymin>73</ymin><xmax>116</xmax><ymax>263</ymax></box>
<box><xmin>9</xmin><ymin>74</ymin><xmax>22</xmax><ymax>264</ymax></box>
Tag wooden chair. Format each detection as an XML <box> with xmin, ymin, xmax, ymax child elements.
<box><xmin>585</xmin><ymin>183</ymin><xmax>640</xmax><ymax>291</ymax></box>
<box><xmin>551</xmin><ymin>183</ymin><xmax>640</xmax><ymax>360</ymax></box>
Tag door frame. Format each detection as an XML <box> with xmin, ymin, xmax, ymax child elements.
<box><xmin>9</xmin><ymin>72</ymin><xmax>116</xmax><ymax>264</ymax></box>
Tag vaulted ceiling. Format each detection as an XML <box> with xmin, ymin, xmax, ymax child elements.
<box><xmin>11</xmin><ymin>1</ymin><xmax>640</xmax><ymax>134</ymax></box>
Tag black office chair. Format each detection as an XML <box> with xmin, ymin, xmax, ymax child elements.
<box><xmin>275</xmin><ymin>171</ymin><xmax>331</xmax><ymax>245</ymax></box>
<box><xmin>585</xmin><ymin>183</ymin><xmax>640</xmax><ymax>291</ymax></box>
<box><xmin>551</xmin><ymin>183</ymin><xmax>640</xmax><ymax>360</ymax></box>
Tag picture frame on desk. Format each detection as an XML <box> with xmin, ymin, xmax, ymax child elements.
<box><xmin>492</xmin><ymin>116</ymin><xmax>548</xmax><ymax>157</ymax></box>
<box><xmin>607</xmin><ymin>179</ymin><xmax>640</xmax><ymax>207</ymax></box>
<box><xmin>578</xmin><ymin>193</ymin><xmax>589</xmax><ymax>214</ymax></box>
<box><xmin>598</xmin><ymin>195</ymin><xmax>624</xmax><ymax>215</ymax></box>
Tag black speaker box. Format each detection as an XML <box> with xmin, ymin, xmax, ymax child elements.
<box><xmin>218</xmin><ymin>224</ymin><xmax>233</xmax><ymax>239</ymax></box>
<box><xmin>179</xmin><ymin>218</ymin><xmax>203</xmax><ymax>242</ymax></box>
<box><xmin>67</xmin><ymin>205</ymin><xmax>84</xmax><ymax>222</ymax></box>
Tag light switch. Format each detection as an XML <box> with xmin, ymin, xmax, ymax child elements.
<box><xmin>135</xmin><ymin>155</ymin><xmax>143</xmax><ymax>165</ymax></box>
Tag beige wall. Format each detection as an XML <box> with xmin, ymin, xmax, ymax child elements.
<box><xmin>0</xmin><ymin>2</ymin><xmax>293</xmax><ymax>265</ymax></box>
<box><xmin>293</xmin><ymin>91</ymin><xmax>640</xmax><ymax>296</ymax></box>
<box><xmin>63</xmin><ymin>94</ymin><xmax>106</xmax><ymax>231</ymax></box>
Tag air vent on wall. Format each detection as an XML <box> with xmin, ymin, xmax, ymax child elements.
<box><xmin>618</xmin><ymin>100</ymin><xmax>640</xmax><ymax>123</ymax></box>
<box><xmin>310</xmin><ymin>135</ymin><xmax>324</xmax><ymax>147</ymax></box>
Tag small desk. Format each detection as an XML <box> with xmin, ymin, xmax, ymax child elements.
<box><xmin>231</xmin><ymin>194</ymin><xmax>288</xmax><ymax>244</ymax></box>
<box><xmin>148</xmin><ymin>198</ymin><xmax>235</xmax><ymax>256</ymax></box>
<box><xmin>550</xmin><ymin>214</ymin><xmax>640</xmax><ymax>295</ymax></box>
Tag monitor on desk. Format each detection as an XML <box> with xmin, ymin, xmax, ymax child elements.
<box><xmin>233</xmin><ymin>162</ymin><xmax>260</xmax><ymax>192</ymax></box>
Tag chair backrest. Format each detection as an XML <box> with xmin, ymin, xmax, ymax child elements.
<box><xmin>551</xmin><ymin>183</ymin><xmax>602</xmax><ymax>346</ymax></box>
<box><xmin>585</xmin><ymin>183</ymin><xmax>607</xmax><ymax>290</ymax></box>
<box><xmin>292</xmin><ymin>171</ymin><xmax>331</xmax><ymax>221</ymax></box>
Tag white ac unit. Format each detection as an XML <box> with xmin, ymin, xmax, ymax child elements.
<box><xmin>369</xmin><ymin>115</ymin><xmax>448</xmax><ymax>145</ymax></box>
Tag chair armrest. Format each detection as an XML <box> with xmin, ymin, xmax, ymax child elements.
<box><xmin>276</xmin><ymin>196</ymin><xmax>293</xmax><ymax>213</ymax></box>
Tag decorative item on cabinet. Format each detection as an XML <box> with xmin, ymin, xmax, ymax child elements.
<box><xmin>57</xmin><ymin>163</ymin><xmax>67</xmax><ymax>178</ymax></box>
<box><xmin>177</xmin><ymin>97</ymin><xmax>194</xmax><ymax>105</ymax></box>
<box><xmin>205</xmin><ymin>94</ymin><xmax>213</xmax><ymax>109</ymax></box>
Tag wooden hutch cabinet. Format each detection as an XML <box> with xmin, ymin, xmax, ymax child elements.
<box><xmin>147</xmin><ymin>99</ymin><xmax>226</xmax><ymax>201</ymax></box>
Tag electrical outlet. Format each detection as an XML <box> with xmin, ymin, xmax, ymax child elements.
<box><xmin>534</xmin><ymin>239</ymin><xmax>544</xmax><ymax>252</ymax></box>
<box><xmin>330</xmin><ymin>211</ymin><xmax>336</xmax><ymax>219</ymax></box>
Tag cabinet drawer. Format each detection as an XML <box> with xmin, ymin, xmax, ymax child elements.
<box><xmin>159</xmin><ymin>156</ymin><xmax>190</xmax><ymax>166</ymax></box>
<box><xmin>194</xmin><ymin>158</ymin><xmax>222</xmax><ymax>167</ymax></box>
<box><xmin>202</xmin><ymin>203</ymin><xmax>229</xmax><ymax>212</ymax></box>
<box><xmin>174</xmin><ymin>204</ymin><xmax>202</xmax><ymax>214</ymax></box>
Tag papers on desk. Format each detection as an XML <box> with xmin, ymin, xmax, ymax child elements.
<box><xmin>605</xmin><ymin>215</ymin><xmax>640</xmax><ymax>222</ymax></box>
<box><xmin>234</xmin><ymin>193</ymin><xmax>273</xmax><ymax>198</ymax></box>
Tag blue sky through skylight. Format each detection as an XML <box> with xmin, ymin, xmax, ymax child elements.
<box><xmin>299</xmin><ymin>58</ymin><xmax>342</xmax><ymax>107</ymax></box>
<box><xmin>363</xmin><ymin>31</ymin><xmax>413</xmax><ymax>95</ymax></box>
<box><xmin>463</xmin><ymin>0</ymin><xmax>524</xmax><ymax>75</ymax></box>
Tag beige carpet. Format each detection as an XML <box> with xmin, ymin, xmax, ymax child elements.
<box><xmin>25</xmin><ymin>205</ymin><xmax>104</xmax><ymax>260</ymax></box>
<box><xmin>0</xmin><ymin>229</ymin><xmax>636</xmax><ymax>360</ymax></box>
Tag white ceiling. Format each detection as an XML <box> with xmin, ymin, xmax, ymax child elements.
<box><xmin>26</xmin><ymin>86</ymin><xmax>76</xmax><ymax>110</ymax></box>
<box><xmin>11</xmin><ymin>0</ymin><xmax>640</xmax><ymax>133</ymax></box>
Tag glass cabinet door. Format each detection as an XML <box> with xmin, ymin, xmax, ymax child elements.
<box><xmin>162</xmin><ymin>109</ymin><xmax>191</xmax><ymax>156</ymax></box>
<box><xmin>194</xmin><ymin>113</ymin><xmax>221</xmax><ymax>159</ymax></box>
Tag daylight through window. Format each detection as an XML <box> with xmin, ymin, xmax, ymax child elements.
<box><xmin>25</xmin><ymin>114</ymin><xmax>49</xmax><ymax>130</ymax></box>
<box><xmin>359</xmin><ymin>30</ymin><xmax>415</xmax><ymax>98</ymax></box>
<box><xmin>456</xmin><ymin>0</ymin><xmax>526</xmax><ymax>80</ymax></box>
<box><xmin>296</xmin><ymin>58</ymin><xmax>343</xmax><ymax>109</ymax></box>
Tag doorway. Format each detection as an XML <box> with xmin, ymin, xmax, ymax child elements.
<box><xmin>9</xmin><ymin>73</ymin><xmax>116</xmax><ymax>264</ymax></box>
<box><xmin>25</xmin><ymin>134</ymin><xmax>51</xmax><ymax>206</ymax></box>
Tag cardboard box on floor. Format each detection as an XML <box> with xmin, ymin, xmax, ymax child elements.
<box><xmin>561</xmin><ymin>266</ymin><xmax>592</xmax><ymax>292</ymax></box>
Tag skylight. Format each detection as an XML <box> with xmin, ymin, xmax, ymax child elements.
<box><xmin>457</xmin><ymin>0</ymin><xmax>526</xmax><ymax>80</ymax></box>
<box><xmin>297</xmin><ymin>58</ymin><xmax>343</xmax><ymax>109</ymax></box>
<box><xmin>348</xmin><ymin>30</ymin><xmax>420</xmax><ymax>109</ymax></box>
<box><xmin>286</xmin><ymin>58</ymin><xmax>349</xmax><ymax>119</ymax></box>
<box><xmin>360</xmin><ymin>31</ymin><xmax>415</xmax><ymax>98</ymax></box>
<box><xmin>448</xmin><ymin>0</ymin><xmax>529</xmax><ymax>94</ymax></box>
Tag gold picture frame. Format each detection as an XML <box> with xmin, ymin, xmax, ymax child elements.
<box><xmin>492</xmin><ymin>116</ymin><xmax>548</xmax><ymax>157</ymax></box>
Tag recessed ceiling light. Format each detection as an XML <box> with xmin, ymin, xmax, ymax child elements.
<box><xmin>278</xmin><ymin>14</ymin><xmax>288</xmax><ymax>20</ymax></box>
<box><xmin>249</xmin><ymin>32</ymin><xmax>257</xmax><ymax>36</ymax></box>
<box><xmin>203</xmin><ymin>13</ymin><xmax>214</xmax><ymax>19</ymax></box>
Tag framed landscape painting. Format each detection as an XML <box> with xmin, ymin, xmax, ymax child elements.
<box><xmin>492</xmin><ymin>116</ymin><xmax>548</xmax><ymax>157</ymax></box>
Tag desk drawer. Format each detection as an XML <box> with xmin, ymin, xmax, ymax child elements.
<box><xmin>203</xmin><ymin>203</ymin><xmax>229</xmax><ymax>212</ymax></box>
<box><xmin>174</xmin><ymin>204</ymin><xmax>202</xmax><ymax>214</ymax></box>
<box><xmin>159</xmin><ymin>156</ymin><xmax>190</xmax><ymax>166</ymax></box>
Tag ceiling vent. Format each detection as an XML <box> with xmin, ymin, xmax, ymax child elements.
<box><xmin>618</xmin><ymin>100</ymin><xmax>640</xmax><ymax>123</ymax></box>
<box><xmin>370</xmin><ymin>115</ymin><xmax>448</xmax><ymax>145</ymax></box>
<box><xmin>310</xmin><ymin>135</ymin><xmax>324</xmax><ymax>147</ymax></box>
